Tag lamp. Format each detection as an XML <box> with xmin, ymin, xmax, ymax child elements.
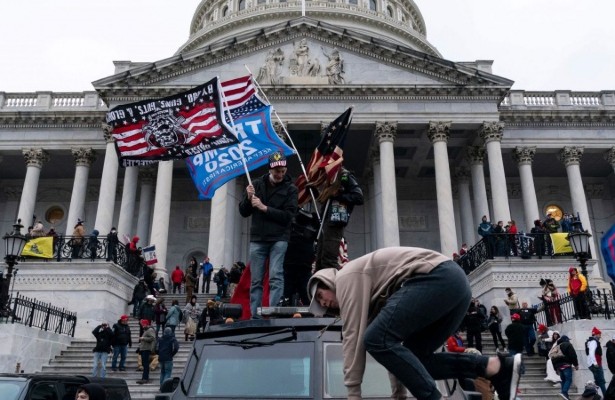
<box><xmin>567</xmin><ymin>220</ymin><xmax>592</xmax><ymax>278</ymax></box>
<box><xmin>1</xmin><ymin>220</ymin><xmax>27</xmax><ymax>317</ymax></box>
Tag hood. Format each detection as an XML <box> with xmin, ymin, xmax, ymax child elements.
<box><xmin>92</xmin><ymin>229</ymin><xmax>99</xmax><ymax>236</ymax></box>
<box><xmin>80</xmin><ymin>383</ymin><xmax>106</xmax><ymax>400</ymax></box>
<box><xmin>558</xmin><ymin>335</ymin><xmax>570</xmax><ymax>344</ymax></box>
<box><xmin>163</xmin><ymin>327</ymin><xmax>173</xmax><ymax>337</ymax></box>
<box><xmin>307</xmin><ymin>268</ymin><xmax>337</xmax><ymax>317</ymax></box>
<box><xmin>132</xmin><ymin>235</ymin><xmax>140</xmax><ymax>243</ymax></box>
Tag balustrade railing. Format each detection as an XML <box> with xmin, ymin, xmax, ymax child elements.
<box><xmin>3</xmin><ymin>293</ymin><xmax>77</xmax><ymax>337</ymax></box>
<box><xmin>534</xmin><ymin>288</ymin><xmax>613</xmax><ymax>327</ymax></box>
<box><xmin>20</xmin><ymin>235</ymin><xmax>142</xmax><ymax>277</ymax></box>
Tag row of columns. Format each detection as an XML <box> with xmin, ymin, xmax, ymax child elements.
<box><xmin>11</xmin><ymin>123</ymin><xmax>615</xmax><ymax>272</ymax></box>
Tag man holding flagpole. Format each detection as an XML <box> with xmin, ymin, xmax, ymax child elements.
<box><xmin>239</xmin><ymin>152</ymin><xmax>298</xmax><ymax>318</ymax></box>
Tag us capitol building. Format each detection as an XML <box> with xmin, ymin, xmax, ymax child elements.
<box><xmin>0</xmin><ymin>0</ymin><xmax>614</xmax><ymax>337</ymax></box>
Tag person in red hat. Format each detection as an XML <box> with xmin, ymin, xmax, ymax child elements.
<box><xmin>111</xmin><ymin>314</ymin><xmax>132</xmax><ymax>372</ymax></box>
<box><xmin>567</xmin><ymin>266</ymin><xmax>589</xmax><ymax>319</ymax></box>
<box><xmin>137</xmin><ymin>319</ymin><xmax>156</xmax><ymax>384</ymax></box>
<box><xmin>505</xmin><ymin>313</ymin><xmax>525</xmax><ymax>356</ymax></box>
<box><xmin>586</xmin><ymin>326</ymin><xmax>607</xmax><ymax>397</ymax></box>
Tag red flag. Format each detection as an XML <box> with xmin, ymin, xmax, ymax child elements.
<box><xmin>296</xmin><ymin>107</ymin><xmax>353</xmax><ymax>207</ymax></box>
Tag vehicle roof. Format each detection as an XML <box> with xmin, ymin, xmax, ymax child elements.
<box><xmin>0</xmin><ymin>374</ymin><xmax>128</xmax><ymax>385</ymax></box>
<box><xmin>197</xmin><ymin>316</ymin><xmax>342</xmax><ymax>339</ymax></box>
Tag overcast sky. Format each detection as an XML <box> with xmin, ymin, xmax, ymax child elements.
<box><xmin>0</xmin><ymin>0</ymin><xmax>613</xmax><ymax>93</ymax></box>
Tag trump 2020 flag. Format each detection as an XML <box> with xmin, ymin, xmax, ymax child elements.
<box><xmin>21</xmin><ymin>237</ymin><xmax>54</xmax><ymax>259</ymax></box>
<box><xmin>186</xmin><ymin>105</ymin><xmax>295</xmax><ymax>199</ymax></box>
<box><xmin>142</xmin><ymin>245</ymin><xmax>158</xmax><ymax>266</ymax></box>
<box><xmin>601</xmin><ymin>223</ymin><xmax>615</xmax><ymax>283</ymax></box>
<box><xmin>106</xmin><ymin>77</ymin><xmax>237</xmax><ymax>167</ymax></box>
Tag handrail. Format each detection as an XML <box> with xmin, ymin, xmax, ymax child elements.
<box><xmin>3</xmin><ymin>292</ymin><xmax>78</xmax><ymax>337</ymax></box>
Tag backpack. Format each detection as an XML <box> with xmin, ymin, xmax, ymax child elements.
<box><xmin>549</xmin><ymin>343</ymin><xmax>564</xmax><ymax>360</ymax></box>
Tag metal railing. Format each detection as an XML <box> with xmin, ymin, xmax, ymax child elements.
<box><xmin>3</xmin><ymin>293</ymin><xmax>77</xmax><ymax>337</ymax></box>
<box><xmin>458</xmin><ymin>232</ymin><xmax>577</xmax><ymax>275</ymax></box>
<box><xmin>534</xmin><ymin>288</ymin><xmax>614</xmax><ymax>327</ymax></box>
<box><xmin>21</xmin><ymin>235</ymin><xmax>143</xmax><ymax>277</ymax></box>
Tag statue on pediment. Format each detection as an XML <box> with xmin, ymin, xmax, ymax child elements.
<box><xmin>290</xmin><ymin>39</ymin><xmax>314</xmax><ymax>77</ymax></box>
<box><xmin>256</xmin><ymin>48</ymin><xmax>285</xmax><ymax>85</ymax></box>
<box><xmin>307</xmin><ymin>58</ymin><xmax>321</xmax><ymax>77</ymax></box>
<box><xmin>322</xmin><ymin>47</ymin><xmax>345</xmax><ymax>85</ymax></box>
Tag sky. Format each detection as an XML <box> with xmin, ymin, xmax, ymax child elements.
<box><xmin>0</xmin><ymin>0</ymin><xmax>613</xmax><ymax>93</ymax></box>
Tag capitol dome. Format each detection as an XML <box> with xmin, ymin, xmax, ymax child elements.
<box><xmin>176</xmin><ymin>0</ymin><xmax>440</xmax><ymax>56</ymax></box>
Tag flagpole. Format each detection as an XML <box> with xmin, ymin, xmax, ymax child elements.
<box><xmin>217</xmin><ymin>76</ymin><xmax>252</xmax><ymax>187</ymax></box>
<box><xmin>316</xmin><ymin>199</ymin><xmax>330</xmax><ymax>240</ymax></box>
<box><xmin>244</xmin><ymin>64</ymin><xmax>321</xmax><ymax>221</ymax></box>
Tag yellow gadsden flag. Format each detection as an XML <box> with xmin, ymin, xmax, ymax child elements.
<box><xmin>21</xmin><ymin>236</ymin><xmax>54</xmax><ymax>258</ymax></box>
<box><xmin>551</xmin><ymin>232</ymin><xmax>574</xmax><ymax>255</ymax></box>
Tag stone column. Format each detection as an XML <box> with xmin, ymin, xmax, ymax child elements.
<box><xmin>371</xmin><ymin>149</ymin><xmax>384</xmax><ymax>249</ymax></box>
<box><xmin>65</xmin><ymin>148</ymin><xmax>97</xmax><ymax>236</ymax></box>
<box><xmin>455</xmin><ymin>167</ymin><xmax>474</xmax><ymax>248</ymax></box>
<box><xmin>94</xmin><ymin>124</ymin><xmax>119</xmax><ymax>233</ymax></box>
<box><xmin>149</xmin><ymin>160</ymin><xmax>174</xmax><ymax>279</ymax></box>
<box><xmin>117</xmin><ymin>166</ymin><xmax>139</xmax><ymax>240</ymax></box>
<box><xmin>208</xmin><ymin>181</ymin><xmax>238</xmax><ymax>271</ymax></box>
<box><xmin>136</xmin><ymin>167</ymin><xmax>156</xmax><ymax>244</ymax></box>
<box><xmin>427</xmin><ymin>121</ymin><xmax>458</xmax><ymax>257</ymax></box>
<box><xmin>605</xmin><ymin>147</ymin><xmax>615</xmax><ymax>175</ymax></box>
<box><xmin>16</xmin><ymin>148</ymin><xmax>50</xmax><ymax>233</ymax></box>
<box><xmin>513</xmin><ymin>147</ymin><xmax>540</xmax><ymax>232</ymax></box>
<box><xmin>375</xmin><ymin>122</ymin><xmax>400</xmax><ymax>248</ymax></box>
<box><xmin>479</xmin><ymin>122</ymin><xmax>511</xmax><ymax>223</ymax></box>
<box><xmin>558</xmin><ymin>147</ymin><xmax>597</xmax><ymax>257</ymax></box>
<box><xmin>467</xmin><ymin>146</ymin><xmax>490</xmax><ymax>233</ymax></box>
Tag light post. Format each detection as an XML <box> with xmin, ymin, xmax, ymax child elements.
<box><xmin>1</xmin><ymin>220</ymin><xmax>27</xmax><ymax>317</ymax></box>
<box><xmin>567</xmin><ymin>220</ymin><xmax>592</xmax><ymax>279</ymax></box>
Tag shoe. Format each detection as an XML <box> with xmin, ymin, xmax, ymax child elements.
<box><xmin>489</xmin><ymin>353</ymin><xmax>523</xmax><ymax>400</ymax></box>
<box><xmin>558</xmin><ymin>394</ymin><xmax>569</xmax><ymax>400</ymax></box>
<box><xmin>119</xmin><ymin>368</ymin><xmax>126</xmax><ymax>372</ymax></box>
<box><xmin>111</xmin><ymin>368</ymin><xmax>117</xmax><ymax>372</ymax></box>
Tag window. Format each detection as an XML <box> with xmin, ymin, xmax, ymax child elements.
<box><xmin>30</xmin><ymin>383</ymin><xmax>58</xmax><ymax>400</ymax></box>
<box><xmin>324</xmin><ymin>343</ymin><xmax>391</xmax><ymax>397</ymax></box>
<box><xmin>0</xmin><ymin>381</ymin><xmax>26</xmax><ymax>400</ymax></box>
<box><xmin>369</xmin><ymin>0</ymin><xmax>376</xmax><ymax>10</ymax></box>
<box><xmin>239</xmin><ymin>0</ymin><xmax>246</xmax><ymax>9</ymax></box>
<box><xmin>348</xmin><ymin>0</ymin><xmax>358</xmax><ymax>4</ymax></box>
<box><xmin>45</xmin><ymin>206</ymin><xmax>64</xmax><ymax>225</ymax></box>
<box><xmin>222</xmin><ymin>6</ymin><xmax>229</xmax><ymax>16</ymax></box>
<box><xmin>386</xmin><ymin>5</ymin><xmax>393</xmax><ymax>17</ymax></box>
<box><xmin>192</xmin><ymin>343</ymin><xmax>313</xmax><ymax>397</ymax></box>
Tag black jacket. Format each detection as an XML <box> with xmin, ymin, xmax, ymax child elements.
<box><xmin>328</xmin><ymin>170</ymin><xmax>364</xmax><ymax>215</ymax></box>
<box><xmin>239</xmin><ymin>173</ymin><xmax>298</xmax><ymax>242</ymax></box>
<box><xmin>552</xmin><ymin>336</ymin><xmax>579</xmax><ymax>369</ymax></box>
<box><xmin>504</xmin><ymin>322</ymin><xmax>525</xmax><ymax>353</ymax></box>
<box><xmin>157</xmin><ymin>329</ymin><xmax>180</xmax><ymax>362</ymax></box>
<box><xmin>92</xmin><ymin>325</ymin><xmax>113</xmax><ymax>353</ymax></box>
<box><xmin>606</xmin><ymin>340</ymin><xmax>615</xmax><ymax>374</ymax></box>
<box><xmin>132</xmin><ymin>282</ymin><xmax>147</xmax><ymax>301</ymax></box>
<box><xmin>112</xmin><ymin>321</ymin><xmax>132</xmax><ymax>347</ymax></box>
<box><xmin>464</xmin><ymin>304</ymin><xmax>485</xmax><ymax>334</ymax></box>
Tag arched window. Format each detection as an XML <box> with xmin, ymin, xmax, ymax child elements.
<box><xmin>348</xmin><ymin>0</ymin><xmax>358</xmax><ymax>4</ymax></box>
<box><xmin>222</xmin><ymin>5</ymin><xmax>229</xmax><ymax>16</ymax></box>
<box><xmin>239</xmin><ymin>0</ymin><xmax>246</xmax><ymax>10</ymax></box>
<box><xmin>386</xmin><ymin>5</ymin><xmax>393</xmax><ymax>17</ymax></box>
<box><xmin>369</xmin><ymin>0</ymin><xmax>376</xmax><ymax>11</ymax></box>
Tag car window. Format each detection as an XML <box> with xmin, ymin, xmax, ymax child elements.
<box><xmin>30</xmin><ymin>382</ymin><xmax>59</xmax><ymax>400</ymax></box>
<box><xmin>323</xmin><ymin>343</ymin><xmax>391</xmax><ymax>398</ymax></box>
<box><xmin>0</xmin><ymin>381</ymin><xmax>26</xmax><ymax>400</ymax></box>
<box><xmin>191</xmin><ymin>342</ymin><xmax>313</xmax><ymax>397</ymax></box>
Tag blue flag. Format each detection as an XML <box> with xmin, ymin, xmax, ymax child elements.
<box><xmin>601</xmin><ymin>222</ymin><xmax>615</xmax><ymax>283</ymax></box>
<box><xmin>186</xmin><ymin>105</ymin><xmax>295</xmax><ymax>199</ymax></box>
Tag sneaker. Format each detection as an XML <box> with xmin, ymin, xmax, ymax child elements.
<box><xmin>489</xmin><ymin>353</ymin><xmax>523</xmax><ymax>400</ymax></box>
<box><xmin>111</xmin><ymin>368</ymin><xmax>117</xmax><ymax>372</ymax></box>
<box><xmin>119</xmin><ymin>368</ymin><xmax>126</xmax><ymax>372</ymax></box>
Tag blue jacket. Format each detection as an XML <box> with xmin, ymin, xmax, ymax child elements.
<box><xmin>157</xmin><ymin>328</ymin><xmax>179</xmax><ymax>362</ymax></box>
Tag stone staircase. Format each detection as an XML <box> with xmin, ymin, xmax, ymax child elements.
<box><xmin>40</xmin><ymin>292</ymin><xmax>573</xmax><ymax>400</ymax></box>
<box><xmin>41</xmin><ymin>292</ymin><xmax>217</xmax><ymax>400</ymax></box>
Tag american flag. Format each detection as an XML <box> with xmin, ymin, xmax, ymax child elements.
<box><xmin>295</xmin><ymin>107</ymin><xmax>353</xmax><ymax>207</ymax></box>
<box><xmin>220</xmin><ymin>75</ymin><xmax>268</xmax><ymax>121</ymax></box>
<box><xmin>108</xmin><ymin>77</ymin><xmax>237</xmax><ymax>166</ymax></box>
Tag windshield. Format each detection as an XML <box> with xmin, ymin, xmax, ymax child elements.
<box><xmin>191</xmin><ymin>342</ymin><xmax>313</xmax><ymax>397</ymax></box>
<box><xmin>323</xmin><ymin>343</ymin><xmax>391</xmax><ymax>398</ymax></box>
<box><xmin>0</xmin><ymin>380</ymin><xmax>27</xmax><ymax>400</ymax></box>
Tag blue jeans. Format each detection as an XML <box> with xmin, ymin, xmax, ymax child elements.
<box><xmin>92</xmin><ymin>352</ymin><xmax>108</xmax><ymax>377</ymax></box>
<box><xmin>160</xmin><ymin>360</ymin><xmax>173</xmax><ymax>386</ymax></box>
<box><xmin>363</xmin><ymin>261</ymin><xmax>488</xmax><ymax>400</ymax></box>
<box><xmin>248</xmin><ymin>241</ymin><xmax>288</xmax><ymax>318</ymax></box>
<box><xmin>111</xmin><ymin>345</ymin><xmax>128</xmax><ymax>369</ymax></box>
<box><xmin>589</xmin><ymin>365</ymin><xmax>607</xmax><ymax>396</ymax></box>
<box><xmin>559</xmin><ymin>366</ymin><xmax>572</xmax><ymax>397</ymax></box>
